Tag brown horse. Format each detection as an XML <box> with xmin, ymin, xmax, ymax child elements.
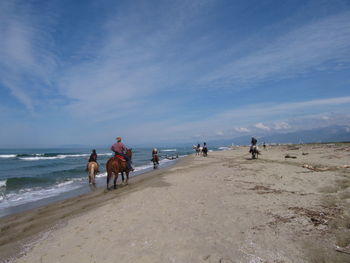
<box><xmin>106</xmin><ymin>149</ymin><xmax>132</xmax><ymax>190</ymax></box>
<box><xmin>152</xmin><ymin>154</ymin><xmax>159</xmax><ymax>169</ymax></box>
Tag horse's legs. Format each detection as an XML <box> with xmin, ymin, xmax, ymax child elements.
<box><xmin>114</xmin><ymin>173</ymin><xmax>118</xmax><ymax>189</ymax></box>
<box><xmin>91</xmin><ymin>167</ymin><xmax>96</xmax><ymax>185</ymax></box>
<box><xmin>125</xmin><ymin>171</ymin><xmax>129</xmax><ymax>185</ymax></box>
<box><xmin>121</xmin><ymin>172</ymin><xmax>124</xmax><ymax>182</ymax></box>
<box><xmin>106</xmin><ymin>172</ymin><xmax>111</xmax><ymax>189</ymax></box>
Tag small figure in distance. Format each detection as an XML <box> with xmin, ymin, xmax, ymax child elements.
<box><xmin>152</xmin><ymin>148</ymin><xmax>159</xmax><ymax>169</ymax></box>
<box><xmin>249</xmin><ymin>137</ymin><xmax>260</xmax><ymax>159</ymax></box>
<box><xmin>111</xmin><ymin>137</ymin><xmax>134</xmax><ymax>171</ymax></box>
<box><xmin>86</xmin><ymin>149</ymin><xmax>99</xmax><ymax>172</ymax></box>
<box><xmin>202</xmin><ymin>142</ymin><xmax>208</xmax><ymax>157</ymax></box>
<box><xmin>86</xmin><ymin>149</ymin><xmax>99</xmax><ymax>185</ymax></box>
<box><xmin>250</xmin><ymin>136</ymin><xmax>257</xmax><ymax>153</ymax></box>
<box><xmin>263</xmin><ymin>142</ymin><xmax>266</xmax><ymax>149</ymax></box>
<box><xmin>196</xmin><ymin>143</ymin><xmax>201</xmax><ymax>156</ymax></box>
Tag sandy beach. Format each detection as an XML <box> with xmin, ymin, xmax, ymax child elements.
<box><xmin>1</xmin><ymin>143</ymin><xmax>350</xmax><ymax>262</ymax></box>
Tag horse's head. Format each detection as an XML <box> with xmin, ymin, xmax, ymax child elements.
<box><xmin>126</xmin><ymin>148</ymin><xmax>132</xmax><ymax>159</ymax></box>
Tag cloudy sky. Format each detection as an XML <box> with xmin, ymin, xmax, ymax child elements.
<box><xmin>1</xmin><ymin>0</ymin><xmax>350</xmax><ymax>147</ymax></box>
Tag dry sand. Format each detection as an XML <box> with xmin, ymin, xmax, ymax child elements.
<box><xmin>1</xmin><ymin>143</ymin><xmax>350</xmax><ymax>262</ymax></box>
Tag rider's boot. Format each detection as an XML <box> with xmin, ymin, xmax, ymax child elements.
<box><xmin>128</xmin><ymin>162</ymin><xmax>134</xmax><ymax>171</ymax></box>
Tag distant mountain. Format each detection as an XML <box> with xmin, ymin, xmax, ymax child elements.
<box><xmin>209</xmin><ymin>125</ymin><xmax>350</xmax><ymax>146</ymax></box>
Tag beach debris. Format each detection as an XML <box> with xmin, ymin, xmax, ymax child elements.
<box><xmin>250</xmin><ymin>185</ymin><xmax>271</xmax><ymax>191</ymax></box>
<box><xmin>335</xmin><ymin>245</ymin><xmax>350</xmax><ymax>255</ymax></box>
<box><xmin>302</xmin><ymin>152</ymin><xmax>309</xmax><ymax>155</ymax></box>
<box><xmin>288</xmin><ymin>206</ymin><xmax>342</xmax><ymax>226</ymax></box>
<box><xmin>286</xmin><ymin>146</ymin><xmax>300</xmax><ymax>150</ymax></box>
<box><xmin>302</xmin><ymin>163</ymin><xmax>350</xmax><ymax>171</ymax></box>
<box><xmin>285</xmin><ymin>154</ymin><xmax>297</xmax><ymax>159</ymax></box>
<box><xmin>335</xmin><ymin>147</ymin><xmax>350</xmax><ymax>152</ymax></box>
<box><xmin>267</xmin><ymin>213</ymin><xmax>295</xmax><ymax>226</ymax></box>
<box><xmin>249</xmin><ymin>185</ymin><xmax>283</xmax><ymax>194</ymax></box>
<box><xmin>302</xmin><ymin>164</ymin><xmax>333</xmax><ymax>172</ymax></box>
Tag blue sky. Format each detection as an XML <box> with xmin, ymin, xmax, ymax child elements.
<box><xmin>0</xmin><ymin>0</ymin><xmax>350</xmax><ymax>147</ymax></box>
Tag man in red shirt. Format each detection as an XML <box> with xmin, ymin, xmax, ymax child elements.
<box><xmin>111</xmin><ymin>137</ymin><xmax>134</xmax><ymax>171</ymax></box>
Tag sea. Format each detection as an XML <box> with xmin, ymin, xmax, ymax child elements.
<box><xmin>0</xmin><ymin>146</ymin><xmax>227</xmax><ymax>218</ymax></box>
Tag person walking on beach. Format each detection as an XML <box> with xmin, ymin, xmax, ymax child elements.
<box><xmin>152</xmin><ymin>148</ymin><xmax>158</xmax><ymax>158</ymax></box>
<box><xmin>86</xmin><ymin>149</ymin><xmax>99</xmax><ymax>172</ymax></box>
<box><xmin>152</xmin><ymin>148</ymin><xmax>159</xmax><ymax>168</ymax></box>
<box><xmin>202</xmin><ymin>142</ymin><xmax>208</xmax><ymax>157</ymax></box>
<box><xmin>250</xmin><ymin>136</ymin><xmax>258</xmax><ymax>153</ymax></box>
<box><xmin>196</xmin><ymin>143</ymin><xmax>201</xmax><ymax>156</ymax></box>
<box><xmin>111</xmin><ymin>137</ymin><xmax>134</xmax><ymax>171</ymax></box>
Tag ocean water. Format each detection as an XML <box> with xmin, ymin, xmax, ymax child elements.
<box><xmin>0</xmin><ymin>146</ymin><xmax>199</xmax><ymax>218</ymax></box>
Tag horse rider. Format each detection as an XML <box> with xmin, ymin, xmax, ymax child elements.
<box><xmin>196</xmin><ymin>143</ymin><xmax>201</xmax><ymax>155</ymax></box>
<box><xmin>250</xmin><ymin>136</ymin><xmax>258</xmax><ymax>153</ymax></box>
<box><xmin>86</xmin><ymin>149</ymin><xmax>99</xmax><ymax>172</ymax></box>
<box><xmin>202</xmin><ymin>142</ymin><xmax>208</xmax><ymax>157</ymax></box>
<box><xmin>152</xmin><ymin>148</ymin><xmax>159</xmax><ymax>164</ymax></box>
<box><xmin>111</xmin><ymin>137</ymin><xmax>134</xmax><ymax>171</ymax></box>
<box><xmin>152</xmin><ymin>148</ymin><xmax>158</xmax><ymax>158</ymax></box>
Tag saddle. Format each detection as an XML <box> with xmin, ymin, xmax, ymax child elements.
<box><xmin>114</xmin><ymin>154</ymin><xmax>126</xmax><ymax>162</ymax></box>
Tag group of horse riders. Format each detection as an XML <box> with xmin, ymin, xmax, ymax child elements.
<box><xmin>87</xmin><ymin>136</ymin><xmax>260</xmax><ymax>185</ymax></box>
<box><xmin>86</xmin><ymin>137</ymin><xmax>160</xmax><ymax>179</ymax></box>
<box><xmin>86</xmin><ymin>137</ymin><xmax>134</xmax><ymax>174</ymax></box>
<box><xmin>195</xmin><ymin>142</ymin><xmax>208</xmax><ymax>156</ymax></box>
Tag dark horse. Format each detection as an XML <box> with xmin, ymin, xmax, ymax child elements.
<box><xmin>250</xmin><ymin>145</ymin><xmax>260</xmax><ymax>159</ymax></box>
<box><xmin>106</xmin><ymin>149</ymin><xmax>132</xmax><ymax>190</ymax></box>
<box><xmin>152</xmin><ymin>154</ymin><xmax>159</xmax><ymax>169</ymax></box>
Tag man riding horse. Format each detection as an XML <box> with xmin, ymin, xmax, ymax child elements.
<box><xmin>249</xmin><ymin>136</ymin><xmax>259</xmax><ymax>159</ymax></box>
<box><xmin>249</xmin><ymin>136</ymin><xmax>257</xmax><ymax>153</ymax></box>
<box><xmin>111</xmin><ymin>137</ymin><xmax>134</xmax><ymax>171</ymax></box>
<box><xmin>151</xmin><ymin>148</ymin><xmax>159</xmax><ymax>168</ymax></box>
<box><xmin>86</xmin><ymin>149</ymin><xmax>99</xmax><ymax>184</ymax></box>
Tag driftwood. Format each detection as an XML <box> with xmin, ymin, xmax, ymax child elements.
<box><xmin>302</xmin><ymin>164</ymin><xmax>330</xmax><ymax>171</ymax></box>
<box><xmin>285</xmin><ymin>154</ymin><xmax>297</xmax><ymax>159</ymax></box>
<box><xmin>302</xmin><ymin>164</ymin><xmax>350</xmax><ymax>171</ymax></box>
<box><xmin>335</xmin><ymin>245</ymin><xmax>350</xmax><ymax>255</ymax></box>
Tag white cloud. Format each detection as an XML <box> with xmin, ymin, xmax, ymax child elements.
<box><xmin>0</xmin><ymin>1</ymin><xmax>57</xmax><ymax>111</ymax></box>
<box><xmin>216</xmin><ymin>131</ymin><xmax>224</xmax><ymax>136</ymax></box>
<box><xmin>204</xmin><ymin>11</ymin><xmax>350</xmax><ymax>85</ymax></box>
<box><xmin>274</xmin><ymin>121</ymin><xmax>290</xmax><ymax>130</ymax></box>
<box><xmin>255</xmin><ymin>123</ymin><xmax>270</xmax><ymax>131</ymax></box>
<box><xmin>235</xmin><ymin>127</ymin><xmax>250</xmax><ymax>133</ymax></box>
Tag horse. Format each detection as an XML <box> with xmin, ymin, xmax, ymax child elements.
<box><xmin>106</xmin><ymin>149</ymin><xmax>132</xmax><ymax>190</ymax></box>
<box><xmin>152</xmin><ymin>154</ymin><xmax>159</xmax><ymax>169</ymax></box>
<box><xmin>202</xmin><ymin>147</ymin><xmax>208</xmax><ymax>157</ymax></box>
<box><xmin>193</xmin><ymin>145</ymin><xmax>202</xmax><ymax>156</ymax></box>
<box><xmin>250</xmin><ymin>145</ymin><xmax>260</xmax><ymax>159</ymax></box>
<box><xmin>87</xmin><ymin>162</ymin><xmax>98</xmax><ymax>185</ymax></box>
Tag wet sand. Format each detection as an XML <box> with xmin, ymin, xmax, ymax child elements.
<box><xmin>1</xmin><ymin>143</ymin><xmax>350</xmax><ymax>262</ymax></box>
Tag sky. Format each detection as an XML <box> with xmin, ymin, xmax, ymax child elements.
<box><xmin>0</xmin><ymin>0</ymin><xmax>350</xmax><ymax>148</ymax></box>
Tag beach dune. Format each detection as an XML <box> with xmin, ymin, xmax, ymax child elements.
<box><xmin>1</xmin><ymin>143</ymin><xmax>350</xmax><ymax>262</ymax></box>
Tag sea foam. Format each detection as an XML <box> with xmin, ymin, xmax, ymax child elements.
<box><xmin>0</xmin><ymin>154</ymin><xmax>16</xmax><ymax>158</ymax></box>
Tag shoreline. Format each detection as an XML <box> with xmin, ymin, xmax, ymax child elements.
<box><xmin>0</xmin><ymin>156</ymin><xmax>181</xmax><ymax>219</ymax></box>
<box><xmin>1</xmin><ymin>144</ymin><xmax>350</xmax><ymax>262</ymax></box>
<box><xmin>0</xmin><ymin>156</ymin><xmax>191</xmax><ymax>262</ymax></box>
